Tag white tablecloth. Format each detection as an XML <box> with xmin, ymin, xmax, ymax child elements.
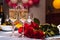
<box><xmin>0</xmin><ymin>31</ymin><xmax>60</xmax><ymax>40</ymax></box>
<box><xmin>0</xmin><ymin>31</ymin><xmax>42</xmax><ymax>40</ymax></box>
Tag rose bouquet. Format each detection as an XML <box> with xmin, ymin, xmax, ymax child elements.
<box><xmin>18</xmin><ymin>22</ymin><xmax>45</xmax><ymax>39</ymax></box>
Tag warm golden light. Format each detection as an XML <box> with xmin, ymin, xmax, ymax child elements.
<box><xmin>53</xmin><ymin>0</ymin><xmax>60</xmax><ymax>9</ymax></box>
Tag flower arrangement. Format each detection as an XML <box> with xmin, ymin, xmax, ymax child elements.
<box><xmin>18</xmin><ymin>21</ymin><xmax>45</xmax><ymax>39</ymax></box>
<box><xmin>18</xmin><ymin>18</ymin><xmax>59</xmax><ymax>39</ymax></box>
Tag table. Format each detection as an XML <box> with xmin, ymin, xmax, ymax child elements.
<box><xmin>0</xmin><ymin>31</ymin><xmax>42</xmax><ymax>40</ymax></box>
<box><xmin>0</xmin><ymin>31</ymin><xmax>60</xmax><ymax>40</ymax></box>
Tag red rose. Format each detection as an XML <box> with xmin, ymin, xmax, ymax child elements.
<box><xmin>24</xmin><ymin>27</ymin><xmax>34</xmax><ymax>38</ymax></box>
<box><xmin>18</xmin><ymin>27</ymin><xmax>23</xmax><ymax>33</ymax></box>
<box><xmin>34</xmin><ymin>30</ymin><xmax>45</xmax><ymax>39</ymax></box>
<box><xmin>24</xmin><ymin>27</ymin><xmax>45</xmax><ymax>39</ymax></box>
<box><xmin>18</xmin><ymin>21</ymin><xmax>45</xmax><ymax>39</ymax></box>
<box><xmin>31</xmin><ymin>22</ymin><xmax>39</xmax><ymax>29</ymax></box>
<box><xmin>24</xmin><ymin>23</ymin><xmax>30</xmax><ymax>29</ymax></box>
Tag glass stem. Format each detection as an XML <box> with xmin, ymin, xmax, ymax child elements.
<box><xmin>12</xmin><ymin>23</ymin><xmax>15</xmax><ymax>37</ymax></box>
<box><xmin>22</xmin><ymin>22</ymin><xmax>24</xmax><ymax>37</ymax></box>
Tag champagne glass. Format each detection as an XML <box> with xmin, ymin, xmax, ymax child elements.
<box><xmin>9</xmin><ymin>9</ymin><xmax>17</xmax><ymax>37</ymax></box>
<box><xmin>19</xmin><ymin>8</ymin><xmax>28</xmax><ymax>37</ymax></box>
<box><xmin>16</xmin><ymin>0</ymin><xmax>28</xmax><ymax>36</ymax></box>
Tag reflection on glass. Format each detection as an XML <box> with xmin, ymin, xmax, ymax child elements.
<box><xmin>9</xmin><ymin>9</ymin><xmax>17</xmax><ymax>37</ymax></box>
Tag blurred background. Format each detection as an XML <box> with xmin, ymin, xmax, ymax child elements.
<box><xmin>0</xmin><ymin>0</ymin><xmax>60</xmax><ymax>25</ymax></box>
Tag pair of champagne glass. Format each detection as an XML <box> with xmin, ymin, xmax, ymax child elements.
<box><xmin>8</xmin><ymin>9</ymin><xmax>33</xmax><ymax>38</ymax></box>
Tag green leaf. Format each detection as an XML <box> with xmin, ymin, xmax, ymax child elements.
<box><xmin>34</xmin><ymin>18</ymin><xmax>40</xmax><ymax>25</ymax></box>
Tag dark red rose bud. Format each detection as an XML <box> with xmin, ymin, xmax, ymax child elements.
<box><xmin>39</xmin><ymin>30</ymin><xmax>45</xmax><ymax>36</ymax></box>
<box><xmin>38</xmin><ymin>30</ymin><xmax>45</xmax><ymax>39</ymax></box>
<box><xmin>24</xmin><ymin>27</ymin><xmax>34</xmax><ymax>38</ymax></box>
<box><xmin>24</xmin><ymin>23</ymin><xmax>29</xmax><ymax>29</ymax></box>
<box><xmin>31</xmin><ymin>22</ymin><xmax>39</xmax><ymax>29</ymax></box>
<box><xmin>18</xmin><ymin>27</ymin><xmax>23</xmax><ymax>33</ymax></box>
<box><xmin>33</xmin><ymin>30</ymin><xmax>37</xmax><ymax>38</ymax></box>
<box><xmin>33</xmin><ymin>30</ymin><xmax>45</xmax><ymax>39</ymax></box>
